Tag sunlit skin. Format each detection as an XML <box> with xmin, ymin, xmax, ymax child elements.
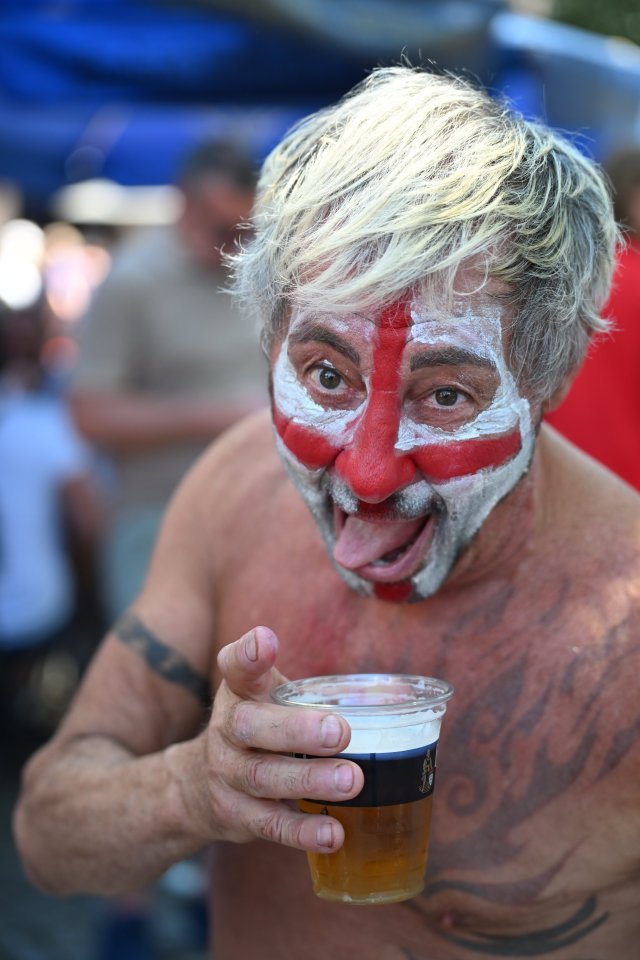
<box><xmin>271</xmin><ymin>293</ymin><xmax>535</xmax><ymax>603</ymax></box>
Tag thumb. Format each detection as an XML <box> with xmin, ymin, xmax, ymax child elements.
<box><xmin>217</xmin><ymin>626</ymin><xmax>288</xmax><ymax>701</ymax></box>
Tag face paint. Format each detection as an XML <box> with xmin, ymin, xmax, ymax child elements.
<box><xmin>332</xmin><ymin>303</ymin><xmax>417</xmax><ymax>502</ymax></box>
<box><xmin>272</xmin><ymin>294</ymin><xmax>534</xmax><ymax>602</ymax></box>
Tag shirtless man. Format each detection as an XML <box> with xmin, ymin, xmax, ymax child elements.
<box><xmin>13</xmin><ymin>67</ymin><xmax>640</xmax><ymax>960</ymax></box>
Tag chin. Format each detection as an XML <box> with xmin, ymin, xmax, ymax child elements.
<box><xmin>332</xmin><ymin>564</ymin><xmax>448</xmax><ymax>604</ymax></box>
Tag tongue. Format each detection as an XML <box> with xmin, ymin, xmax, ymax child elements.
<box><xmin>333</xmin><ymin>515</ymin><xmax>425</xmax><ymax>570</ymax></box>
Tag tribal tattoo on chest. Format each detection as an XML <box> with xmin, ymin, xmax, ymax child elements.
<box><xmin>397</xmin><ymin>583</ymin><xmax>640</xmax><ymax>958</ymax></box>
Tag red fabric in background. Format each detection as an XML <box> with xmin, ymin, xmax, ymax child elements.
<box><xmin>545</xmin><ymin>242</ymin><xmax>640</xmax><ymax>489</ymax></box>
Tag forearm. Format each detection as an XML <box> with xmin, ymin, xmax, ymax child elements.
<box><xmin>14</xmin><ymin>627</ymin><xmax>365</xmax><ymax>901</ymax></box>
<box><xmin>13</xmin><ymin>732</ymin><xmax>212</xmax><ymax>897</ymax></box>
<box><xmin>70</xmin><ymin>391</ymin><xmax>260</xmax><ymax>454</ymax></box>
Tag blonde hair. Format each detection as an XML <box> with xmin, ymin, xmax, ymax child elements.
<box><xmin>231</xmin><ymin>65</ymin><xmax>617</xmax><ymax>400</ymax></box>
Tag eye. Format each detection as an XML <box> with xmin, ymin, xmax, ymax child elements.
<box><xmin>317</xmin><ymin>366</ymin><xmax>343</xmax><ymax>390</ymax></box>
<box><xmin>300</xmin><ymin>357</ymin><xmax>364</xmax><ymax>410</ymax></box>
<box><xmin>434</xmin><ymin>387</ymin><xmax>460</xmax><ymax>407</ymax></box>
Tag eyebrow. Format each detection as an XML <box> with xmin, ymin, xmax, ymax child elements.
<box><xmin>288</xmin><ymin>321</ymin><xmax>361</xmax><ymax>366</ymax></box>
<box><xmin>409</xmin><ymin>346</ymin><xmax>497</xmax><ymax>373</ymax></box>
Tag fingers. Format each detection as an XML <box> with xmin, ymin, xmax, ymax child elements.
<box><xmin>217</xmin><ymin>626</ymin><xmax>282</xmax><ymax>700</ymax></box>
<box><xmin>222</xmin><ymin>794</ymin><xmax>347</xmax><ymax>853</ymax></box>
<box><xmin>208</xmin><ymin>626</ymin><xmax>361</xmax><ymax>854</ymax></box>
<box><xmin>222</xmin><ymin>699</ymin><xmax>352</xmax><ymax>756</ymax></box>
<box><xmin>228</xmin><ymin>752</ymin><xmax>363</xmax><ymax>804</ymax></box>
<box><xmin>216</xmin><ymin>627</ymin><xmax>353</xmax><ymax>755</ymax></box>
<box><xmin>204</xmin><ymin>736</ymin><xmax>361</xmax><ymax>851</ymax></box>
<box><xmin>254</xmin><ymin>802</ymin><xmax>345</xmax><ymax>852</ymax></box>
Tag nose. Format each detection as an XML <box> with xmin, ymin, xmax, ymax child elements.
<box><xmin>334</xmin><ymin>395</ymin><xmax>416</xmax><ymax>503</ymax></box>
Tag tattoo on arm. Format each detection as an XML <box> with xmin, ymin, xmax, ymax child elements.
<box><xmin>115</xmin><ymin>610</ymin><xmax>211</xmax><ymax>707</ymax></box>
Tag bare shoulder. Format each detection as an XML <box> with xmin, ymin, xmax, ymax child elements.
<box><xmin>195</xmin><ymin>407</ymin><xmax>283</xmax><ymax>493</ymax></box>
<box><xmin>537</xmin><ymin>424</ymin><xmax>639</xmax><ymax>662</ymax></box>
<box><xmin>541</xmin><ymin>424</ymin><xmax>640</xmax><ymax>566</ymax></box>
<box><xmin>47</xmin><ymin>412</ymin><xmax>283</xmax><ymax>756</ymax></box>
<box><xmin>167</xmin><ymin>408</ymin><xmax>289</xmax><ymax>547</ymax></box>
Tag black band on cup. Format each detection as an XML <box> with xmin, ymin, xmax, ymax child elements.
<box><xmin>298</xmin><ymin>741</ymin><xmax>438</xmax><ymax>808</ymax></box>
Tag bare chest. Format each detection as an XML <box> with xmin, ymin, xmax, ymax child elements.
<box><xmin>210</xmin><ymin>838</ymin><xmax>640</xmax><ymax>960</ymax></box>
<box><xmin>210</xmin><ymin>509</ymin><xmax>640</xmax><ymax>956</ymax></box>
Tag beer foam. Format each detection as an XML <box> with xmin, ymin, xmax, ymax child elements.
<box><xmin>271</xmin><ymin>675</ymin><xmax>453</xmax><ymax>754</ymax></box>
<box><xmin>342</xmin><ymin>712</ymin><xmax>444</xmax><ymax>754</ymax></box>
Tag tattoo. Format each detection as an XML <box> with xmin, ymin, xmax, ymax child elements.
<box><xmin>405</xmin><ymin>890</ymin><xmax>607</xmax><ymax>956</ymax></box>
<box><xmin>440</xmin><ymin>896</ymin><xmax>607</xmax><ymax>956</ymax></box>
<box><xmin>397</xmin><ymin>588</ymin><xmax>636</xmax><ymax>956</ymax></box>
<box><xmin>115</xmin><ymin>610</ymin><xmax>210</xmax><ymax>707</ymax></box>
<box><xmin>425</xmin><ymin>608</ymin><xmax>640</xmax><ymax>883</ymax></box>
<box><xmin>421</xmin><ymin>851</ymin><xmax>577</xmax><ymax>908</ymax></box>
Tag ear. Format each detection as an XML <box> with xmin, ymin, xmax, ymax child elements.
<box><xmin>541</xmin><ymin>370</ymin><xmax>578</xmax><ymax>414</ymax></box>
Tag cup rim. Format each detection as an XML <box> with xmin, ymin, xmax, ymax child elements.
<box><xmin>271</xmin><ymin>673</ymin><xmax>454</xmax><ymax>714</ymax></box>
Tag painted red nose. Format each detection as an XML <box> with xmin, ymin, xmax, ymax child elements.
<box><xmin>334</xmin><ymin>394</ymin><xmax>416</xmax><ymax>502</ymax></box>
<box><xmin>333</xmin><ymin>300</ymin><xmax>416</xmax><ymax>502</ymax></box>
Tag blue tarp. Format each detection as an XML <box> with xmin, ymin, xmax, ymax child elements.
<box><xmin>0</xmin><ymin>0</ymin><xmax>370</xmax><ymax>105</ymax></box>
<box><xmin>1</xmin><ymin>3</ymin><xmax>639</xmax><ymax>217</ymax></box>
<box><xmin>0</xmin><ymin>0</ymin><xmax>371</xmax><ymax>213</ymax></box>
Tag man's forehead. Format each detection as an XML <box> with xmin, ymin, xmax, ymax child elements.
<box><xmin>287</xmin><ymin>295</ymin><xmax>507</xmax><ymax>348</ymax></box>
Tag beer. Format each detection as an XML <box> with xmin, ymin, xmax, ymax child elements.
<box><xmin>300</xmin><ymin>795</ymin><xmax>433</xmax><ymax>904</ymax></box>
<box><xmin>271</xmin><ymin>673</ymin><xmax>453</xmax><ymax>905</ymax></box>
<box><xmin>298</xmin><ymin>740</ymin><xmax>438</xmax><ymax>903</ymax></box>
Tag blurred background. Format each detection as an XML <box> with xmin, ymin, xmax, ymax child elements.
<box><xmin>1</xmin><ymin>1</ymin><xmax>639</xmax><ymax>958</ymax></box>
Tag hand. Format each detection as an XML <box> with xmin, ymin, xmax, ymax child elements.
<box><xmin>203</xmin><ymin>626</ymin><xmax>363</xmax><ymax>853</ymax></box>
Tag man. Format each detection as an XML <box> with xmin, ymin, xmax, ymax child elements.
<box><xmin>70</xmin><ymin>139</ymin><xmax>267</xmax><ymax>621</ymax></box>
<box><xmin>14</xmin><ymin>67</ymin><xmax>640</xmax><ymax>960</ymax></box>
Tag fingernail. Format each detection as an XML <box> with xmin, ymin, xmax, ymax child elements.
<box><xmin>320</xmin><ymin>714</ymin><xmax>342</xmax><ymax>748</ymax></box>
<box><xmin>316</xmin><ymin>822</ymin><xmax>334</xmax><ymax>847</ymax></box>
<box><xmin>334</xmin><ymin>763</ymin><xmax>354</xmax><ymax>793</ymax></box>
<box><xmin>244</xmin><ymin>632</ymin><xmax>258</xmax><ymax>662</ymax></box>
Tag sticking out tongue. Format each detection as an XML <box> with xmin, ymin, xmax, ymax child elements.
<box><xmin>333</xmin><ymin>514</ymin><xmax>425</xmax><ymax>570</ymax></box>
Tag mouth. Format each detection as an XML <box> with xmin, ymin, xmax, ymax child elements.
<box><xmin>331</xmin><ymin>503</ymin><xmax>436</xmax><ymax>584</ymax></box>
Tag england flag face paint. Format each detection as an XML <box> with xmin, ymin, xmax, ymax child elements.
<box><xmin>271</xmin><ymin>294</ymin><xmax>535</xmax><ymax>603</ymax></box>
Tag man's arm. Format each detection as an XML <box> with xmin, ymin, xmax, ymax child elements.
<box><xmin>12</xmin><ymin>440</ymin><xmax>362</xmax><ymax>897</ymax></box>
<box><xmin>70</xmin><ymin>254</ymin><xmax>264</xmax><ymax>455</ymax></box>
<box><xmin>70</xmin><ymin>389</ymin><xmax>262</xmax><ymax>454</ymax></box>
<box><xmin>13</xmin><ymin>624</ymin><xmax>361</xmax><ymax>896</ymax></box>
<box><xmin>12</xmin><ymin>599</ymin><xmax>214</xmax><ymax>895</ymax></box>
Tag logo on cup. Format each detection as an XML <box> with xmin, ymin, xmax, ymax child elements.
<box><xmin>419</xmin><ymin>750</ymin><xmax>435</xmax><ymax>795</ymax></box>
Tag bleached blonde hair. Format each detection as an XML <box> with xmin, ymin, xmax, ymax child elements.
<box><xmin>231</xmin><ymin>65</ymin><xmax>617</xmax><ymax>400</ymax></box>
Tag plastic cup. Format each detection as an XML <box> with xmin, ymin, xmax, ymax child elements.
<box><xmin>271</xmin><ymin>673</ymin><xmax>453</xmax><ymax>905</ymax></box>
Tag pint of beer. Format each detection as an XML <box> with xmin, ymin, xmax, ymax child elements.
<box><xmin>271</xmin><ymin>674</ymin><xmax>453</xmax><ymax>905</ymax></box>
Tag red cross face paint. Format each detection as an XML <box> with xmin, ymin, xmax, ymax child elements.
<box><xmin>271</xmin><ymin>295</ymin><xmax>535</xmax><ymax>602</ymax></box>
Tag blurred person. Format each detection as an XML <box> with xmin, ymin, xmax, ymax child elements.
<box><xmin>42</xmin><ymin>221</ymin><xmax>112</xmax><ymax>328</ymax></box>
<box><xmin>69</xmin><ymin>139</ymin><xmax>267</xmax><ymax>622</ymax></box>
<box><xmin>13</xmin><ymin>66</ymin><xmax>640</xmax><ymax>960</ymax></box>
<box><xmin>545</xmin><ymin>146</ymin><xmax>640</xmax><ymax>488</ymax></box>
<box><xmin>0</xmin><ymin>298</ymin><xmax>103</xmax><ymax>748</ymax></box>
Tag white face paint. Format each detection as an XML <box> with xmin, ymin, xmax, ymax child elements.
<box><xmin>271</xmin><ymin>293</ymin><xmax>535</xmax><ymax>603</ymax></box>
